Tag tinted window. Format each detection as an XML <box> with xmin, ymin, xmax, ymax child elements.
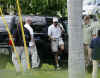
<box><xmin>83</xmin><ymin>0</ymin><xmax>96</xmax><ymax>5</ymax></box>
<box><xmin>0</xmin><ymin>16</ymin><xmax>15</xmax><ymax>32</ymax></box>
<box><xmin>96</xmin><ymin>0</ymin><xmax>100</xmax><ymax>5</ymax></box>
<box><xmin>96</xmin><ymin>0</ymin><xmax>100</xmax><ymax>3</ymax></box>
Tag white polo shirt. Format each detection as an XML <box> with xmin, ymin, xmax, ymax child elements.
<box><xmin>24</xmin><ymin>23</ymin><xmax>34</xmax><ymax>35</ymax></box>
<box><xmin>48</xmin><ymin>24</ymin><xmax>63</xmax><ymax>39</ymax></box>
<box><xmin>24</xmin><ymin>23</ymin><xmax>34</xmax><ymax>46</ymax></box>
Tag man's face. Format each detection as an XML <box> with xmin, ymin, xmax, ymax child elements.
<box><xmin>27</xmin><ymin>20</ymin><xmax>32</xmax><ymax>25</ymax></box>
<box><xmin>84</xmin><ymin>19</ymin><xmax>90</xmax><ymax>24</ymax></box>
<box><xmin>53</xmin><ymin>22</ymin><xmax>58</xmax><ymax>27</ymax></box>
<box><xmin>84</xmin><ymin>16</ymin><xmax>90</xmax><ymax>24</ymax></box>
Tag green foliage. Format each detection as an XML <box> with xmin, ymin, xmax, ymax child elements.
<box><xmin>40</xmin><ymin>64</ymin><xmax>55</xmax><ymax>71</ymax></box>
<box><xmin>0</xmin><ymin>0</ymin><xmax>67</xmax><ymax>16</ymax></box>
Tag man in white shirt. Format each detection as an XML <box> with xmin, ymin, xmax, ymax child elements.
<box><xmin>48</xmin><ymin>17</ymin><xmax>64</xmax><ymax>69</ymax></box>
<box><xmin>83</xmin><ymin>16</ymin><xmax>100</xmax><ymax>68</ymax></box>
<box><xmin>24</xmin><ymin>17</ymin><xmax>40</xmax><ymax>69</ymax></box>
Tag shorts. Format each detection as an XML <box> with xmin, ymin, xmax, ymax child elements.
<box><xmin>51</xmin><ymin>38</ymin><xmax>64</xmax><ymax>52</ymax></box>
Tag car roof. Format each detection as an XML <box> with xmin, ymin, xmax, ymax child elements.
<box><xmin>15</xmin><ymin>16</ymin><xmax>47</xmax><ymax>25</ymax></box>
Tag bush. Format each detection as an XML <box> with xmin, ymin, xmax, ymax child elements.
<box><xmin>40</xmin><ymin>64</ymin><xmax>55</xmax><ymax>71</ymax></box>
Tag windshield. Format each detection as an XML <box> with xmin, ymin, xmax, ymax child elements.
<box><xmin>83</xmin><ymin>0</ymin><xmax>96</xmax><ymax>5</ymax></box>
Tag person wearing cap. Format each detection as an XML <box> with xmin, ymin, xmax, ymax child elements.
<box><xmin>48</xmin><ymin>17</ymin><xmax>64</xmax><ymax>69</ymax></box>
<box><xmin>83</xmin><ymin>15</ymin><xmax>93</xmax><ymax>67</ymax></box>
<box><xmin>83</xmin><ymin>15</ymin><xmax>100</xmax><ymax>68</ymax></box>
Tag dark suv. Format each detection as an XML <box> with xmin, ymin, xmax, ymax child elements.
<box><xmin>0</xmin><ymin>16</ymin><xmax>15</xmax><ymax>44</ymax></box>
<box><xmin>0</xmin><ymin>16</ymin><xmax>16</xmax><ymax>54</ymax></box>
<box><xmin>0</xmin><ymin>15</ymin><xmax>68</xmax><ymax>63</ymax></box>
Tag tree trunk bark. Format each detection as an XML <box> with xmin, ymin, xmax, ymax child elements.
<box><xmin>67</xmin><ymin>0</ymin><xmax>85</xmax><ymax>78</ymax></box>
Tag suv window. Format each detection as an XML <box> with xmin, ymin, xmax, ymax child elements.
<box><xmin>0</xmin><ymin>16</ymin><xmax>15</xmax><ymax>44</ymax></box>
<box><xmin>0</xmin><ymin>16</ymin><xmax>15</xmax><ymax>32</ymax></box>
<box><xmin>96</xmin><ymin>0</ymin><xmax>100</xmax><ymax>6</ymax></box>
<box><xmin>84</xmin><ymin>0</ymin><xmax>96</xmax><ymax>5</ymax></box>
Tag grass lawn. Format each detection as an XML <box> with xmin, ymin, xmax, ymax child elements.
<box><xmin>0</xmin><ymin>54</ymin><xmax>100</xmax><ymax>78</ymax></box>
<box><xmin>0</xmin><ymin>54</ymin><xmax>68</xmax><ymax>78</ymax></box>
<box><xmin>0</xmin><ymin>70</ymin><xmax>67</xmax><ymax>78</ymax></box>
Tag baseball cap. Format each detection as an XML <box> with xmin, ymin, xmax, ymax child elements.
<box><xmin>53</xmin><ymin>17</ymin><xmax>58</xmax><ymax>22</ymax></box>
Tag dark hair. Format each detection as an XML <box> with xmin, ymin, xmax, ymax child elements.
<box><xmin>98</xmin><ymin>30</ymin><xmax>100</xmax><ymax>37</ymax></box>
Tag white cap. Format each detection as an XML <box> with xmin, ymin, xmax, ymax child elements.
<box><xmin>53</xmin><ymin>17</ymin><xmax>58</xmax><ymax>22</ymax></box>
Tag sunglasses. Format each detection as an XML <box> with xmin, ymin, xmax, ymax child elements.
<box><xmin>54</xmin><ymin>22</ymin><xmax>58</xmax><ymax>24</ymax></box>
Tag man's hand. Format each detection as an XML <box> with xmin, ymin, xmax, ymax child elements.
<box><xmin>29</xmin><ymin>41</ymin><xmax>35</xmax><ymax>47</ymax></box>
<box><xmin>49</xmin><ymin>36</ymin><xmax>56</xmax><ymax>41</ymax></box>
<box><xmin>58</xmin><ymin>23</ymin><xmax>65</xmax><ymax>32</ymax></box>
<box><xmin>51</xmin><ymin>38</ymin><xmax>57</xmax><ymax>41</ymax></box>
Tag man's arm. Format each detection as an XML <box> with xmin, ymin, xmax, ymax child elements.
<box><xmin>58</xmin><ymin>23</ymin><xmax>65</xmax><ymax>32</ymax></box>
<box><xmin>31</xmin><ymin>35</ymin><xmax>34</xmax><ymax>42</ymax></box>
<box><xmin>89</xmin><ymin>39</ymin><xmax>94</xmax><ymax>61</ymax></box>
<box><xmin>29</xmin><ymin>28</ymin><xmax>35</xmax><ymax>47</ymax></box>
<box><xmin>87</xmin><ymin>22</ymin><xmax>97</xmax><ymax>38</ymax></box>
<box><xmin>48</xmin><ymin>26</ymin><xmax>52</xmax><ymax>40</ymax></box>
<box><xmin>48</xmin><ymin>26</ymin><xmax>56</xmax><ymax>40</ymax></box>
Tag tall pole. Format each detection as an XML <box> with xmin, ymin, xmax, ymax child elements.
<box><xmin>67</xmin><ymin>0</ymin><xmax>85</xmax><ymax>78</ymax></box>
<box><xmin>0</xmin><ymin>8</ymin><xmax>22</xmax><ymax>71</ymax></box>
<box><xmin>16</xmin><ymin>0</ymin><xmax>30</xmax><ymax>70</ymax></box>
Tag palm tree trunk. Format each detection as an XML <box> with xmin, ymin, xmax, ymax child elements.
<box><xmin>67</xmin><ymin>0</ymin><xmax>85</xmax><ymax>78</ymax></box>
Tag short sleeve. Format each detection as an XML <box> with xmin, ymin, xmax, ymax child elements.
<box><xmin>91</xmin><ymin>22</ymin><xmax>100</xmax><ymax>36</ymax></box>
<box><xmin>87</xmin><ymin>24</ymin><xmax>94</xmax><ymax>34</ymax></box>
<box><xmin>28</xmin><ymin>26</ymin><xmax>34</xmax><ymax>36</ymax></box>
<box><xmin>29</xmin><ymin>28</ymin><xmax>34</xmax><ymax>35</ymax></box>
<box><xmin>24</xmin><ymin>24</ymin><xmax>34</xmax><ymax>36</ymax></box>
<box><xmin>59</xmin><ymin>23</ymin><xmax>64</xmax><ymax>31</ymax></box>
<box><xmin>92</xmin><ymin>22</ymin><xmax>97</xmax><ymax>35</ymax></box>
<box><xmin>48</xmin><ymin>26</ymin><xmax>52</xmax><ymax>36</ymax></box>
